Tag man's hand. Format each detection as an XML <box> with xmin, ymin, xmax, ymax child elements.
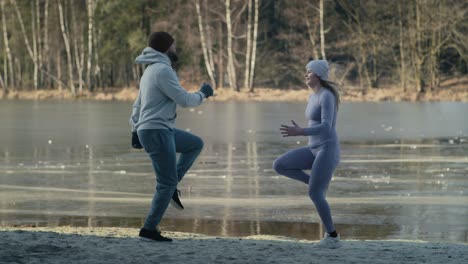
<box><xmin>199</xmin><ymin>83</ymin><xmax>214</xmax><ymax>98</ymax></box>
<box><xmin>280</xmin><ymin>120</ymin><xmax>304</xmax><ymax>137</ymax></box>
<box><xmin>132</xmin><ymin>132</ymin><xmax>143</xmax><ymax>149</ymax></box>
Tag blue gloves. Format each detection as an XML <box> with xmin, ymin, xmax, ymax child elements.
<box><xmin>132</xmin><ymin>132</ymin><xmax>143</xmax><ymax>149</ymax></box>
<box><xmin>199</xmin><ymin>83</ymin><xmax>214</xmax><ymax>98</ymax></box>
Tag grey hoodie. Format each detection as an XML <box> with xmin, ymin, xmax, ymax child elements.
<box><xmin>129</xmin><ymin>47</ymin><xmax>205</xmax><ymax>132</ymax></box>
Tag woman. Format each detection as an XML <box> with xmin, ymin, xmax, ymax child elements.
<box><xmin>273</xmin><ymin>60</ymin><xmax>342</xmax><ymax>248</ymax></box>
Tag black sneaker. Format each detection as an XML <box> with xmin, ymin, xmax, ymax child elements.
<box><xmin>170</xmin><ymin>189</ymin><xmax>184</xmax><ymax>210</ymax></box>
<box><xmin>138</xmin><ymin>228</ymin><xmax>172</xmax><ymax>242</ymax></box>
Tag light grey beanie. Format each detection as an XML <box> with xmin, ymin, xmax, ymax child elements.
<box><xmin>306</xmin><ymin>60</ymin><xmax>329</xmax><ymax>81</ymax></box>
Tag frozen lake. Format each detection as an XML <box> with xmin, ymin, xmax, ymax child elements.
<box><xmin>1</xmin><ymin>100</ymin><xmax>467</xmax><ymax>242</ymax></box>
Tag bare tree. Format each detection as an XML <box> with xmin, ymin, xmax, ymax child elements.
<box><xmin>43</xmin><ymin>0</ymin><xmax>50</xmax><ymax>88</ymax></box>
<box><xmin>31</xmin><ymin>0</ymin><xmax>38</xmax><ymax>88</ymax></box>
<box><xmin>243</xmin><ymin>0</ymin><xmax>252</xmax><ymax>90</ymax></box>
<box><xmin>12</xmin><ymin>0</ymin><xmax>39</xmax><ymax>90</ymax></box>
<box><xmin>248</xmin><ymin>0</ymin><xmax>259</xmax><ymax>92</ymax></box>
<box><xmin>71</xmin><ymin>2</ymin><xmax>84</xmax><ymax>94</ymax></box>
<box><xmin>304</xmin><ymin>4</ymin><xmax>320</xmax><ymax>60</ymax></box>
<box><xmin>225</xmin><ymin>0</ymin><xmax>238</xmax><ymax>91</ymax></box>
<box><xmin>1</xmin><ymin>0</ymin><xmax>466</xmax><ymax>95</ymax></box>
<box><xmin>58</xmin><ymin>0</ymin><xmax>75</xmax><ymax>94</ymax></box>
<box><xmin>15</xmin><ymin>58</ymin><xmax>21</xmax><ymax>88</ymax></box>
<box><xmin>428</xmin><ymin>1</ymin><xmax>441</xmax><ymax>92</ymax></box>
<box><xmin>426</xmin><ymin>0</ymin><xmax>461</xmax><ymax>92</ymax></box>
<box><xmin>86</xmin><ymin>0</ymin><xmax>97</xmax><ymax>91</ymax></box>
<box><xmin>35</xmin><ymin>0</ymin><xmax>43</xmax><ymax>86</ymax></box>
<box><xmin>93</xmin><ymin>22</ymin><xmax>101</xmax><ymax>89</ymax></box>
<box><xmin>0</xmin><ymin>72</ymin><xmax>4</xmax><ymax>92</ymax></box>
<box><xmin>1</xmin><ymin>0</ymin><xmax>14</xmax><ymax>90</ymax></box>
<box><xmin>319</xmin><ymin>0</ymin><xmax>326</xmax><ymax>59</ymax></box>
<box><xmin>216</xmin><ymin>20</ymin><xmax>224</xmax><ymax>89</ymax></box>
<box><xmin>204</xmin><ymin>0</ymin><xmax>216</xmax><ymax>88</ymax></box>
<box><xmin>339</xmin><ymin>0</ymin><xmax>372</xmax><ymax>90</ymax></box>
<box><xmin>195</xmin><ymin>0</ymin><xmax>216</xmax><ymax>88</ymax></box>
<box><xmin>36</xmin><ymin>0</ymin><xmax>67</xmax><ymax>90</ymax></box>
<box><xmin>397</xmin><ymin>0</ymin><xmax>407</xmax><ymax>92</ymax></box>
<box><xmin>409</xmin><ymin>0</ymin><xmax>425</xmax><ymax>93</ymax></box>
<box><xmin>56</xmin><ymin>49</ymin><xmax>62</xmax><ymax>91</ymax></box>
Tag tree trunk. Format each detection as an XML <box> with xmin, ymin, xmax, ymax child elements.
<box><xmin>357</xmin><ymin>18</ymin><xmax>372</xmax><ymax>89</ymax></box>
<box><xmin>217</xmin><ymin>21</ymin><xmax>224</xmax><ymax>89</ymax></box>
<box><xmin>35</xmin><ymin>0</ymin><xmax>43</xmax><ymax>87</ymax></box>
<box><xmin>12</xmin><ymin>0</ymin><xmax>38</xmax><ymax>90</ymax></box>
<box><xmin>355</xmin><ymin>56</ymin><xmax>365</xmax><ymax>91</ymax></box>
<box><xmin>3</xmin><ymin>52</ymin><xmax>6</xmax><ymax>91</ymax></box>
<box><xmin>15</xmin><ymin>58</ymin><xmax>22</xmax><ymax>89</ymax></box>
<box><xmin>398</xmin><ymin>0</ymin><xmax>407</xmax><ymax>92</ymax></box>
<box><xmin>304</xmin><ymin>14</ymin><xmax>320</xmax><ymax>60</ymax></box>
<box><xmin>93</xmin><ymin>26</ymin><xmax>101</xmax><ymax>89</ymax></box>
<box><xmin>86</xmin><ymin>0</ymin><xmax>95</xmax><ymax>91</ymax></box>
<box><xmin>0</xmin><ymin>72</ymin><xmax>4</xmax><ymax>92</ymax></box>
<box><xmin>131</xmin><ymin>57</ymin><xmax>137</xmax><ymax>88</ymax></box>
<box><xmin>44</xmin><ymin>0</ymin><xmax>50</xmax><ymax>89</ymax></box>
<box><xmin>429</xmin><ymin>1</ymin><xmax>441</xmax><ymax>92</ymax></box>
<box><xmin>339</xmin><ymin>0</ymin><xmax>371</xmax><ymax>90</ymax></box>
<box><xmin>248</xmin><ymin>0</ymin><xmax>259</xmax><ymax>92</ymax></box>
<box><xmin>319</xmin><ymin>0</ymin><xmax>326</xmax><ymax>60</ymax></box>
<box><xmin>195</xmin><ymin>0</ymin><xmax>216</xmax><ymax>88</ymax></box>
<box><xmin>414</xmin><ymin>0</ymin><xmax>424</xmax><ymax>93</ymax></box>
<box><xmin>371</xmin><ymin>44</ymin><xmax>378</xmax><ymax>88</ymax></box>
<box><xmin>56</xmin><ymin>49</ymin><xmax>62</xmax><ymax>92</ymax></box>
<box><xmin>243</xmin><ymin>0</ymin><xmax>252</xmax><ymax>90</ymax></box>
<box><xmin>31</xmin><ymin>0</ymin><xmax>38</xmax><ymax>90</ymax></box>
<box><xmin>1</xmin><ymin>0</ymin><xmax>14</xmax><ymax>90</ymax></box>
<box><xmin>71</xmin><ymin>4</ymin><xmax>84</xmax><ymax>94</ymax></box>
<box><xmin>225</xmin><ymin>0</ymin><xmax>238</xmax><ymax>91</ymax></box>
<box><xmin>203</xmin><ymin>0</ymin><xmax>216</xmax><ymax>88</ymax></box>
<box><xmin>58</xmin><ymin>0</ymin><xmax>75</xmax><ymax>95</ymax></box>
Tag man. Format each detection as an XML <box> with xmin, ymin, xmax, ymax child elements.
<box><xmin>129</xmin><ymin>32</ymin><xmax>213</xmax><ymax>242</ymax></box>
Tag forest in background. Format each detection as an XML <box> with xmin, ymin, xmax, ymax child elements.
<box><xmin>0</xmin><ymin>0</ymin><xmax>466</xmax><ymax>98</ymax></box>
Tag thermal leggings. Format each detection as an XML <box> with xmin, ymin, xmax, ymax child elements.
<box><xmin>272</xmin><ymin>142</ymin><xmax>340</xmax><ymax>233</ymax></box>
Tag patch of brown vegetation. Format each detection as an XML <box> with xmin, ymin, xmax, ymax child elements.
<box><xmin>1</xmin><ymin>77</ymin><xmax>466</xmax><ymax>102</ymax></box>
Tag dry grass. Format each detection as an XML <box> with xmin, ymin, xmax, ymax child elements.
<box><xmin>1</xmin><ymin>77</ymin><xmax>467</xmax><ymax>102</ymax></box>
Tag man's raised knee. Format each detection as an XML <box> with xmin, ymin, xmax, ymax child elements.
<box><xmin>272</xmin><ymin>159</ymin><xmax>284</xmax><ymax>173</ymax></box>
<box><xmin>308</xmin><ymin>189</ymin><xmax>325</xmax><ymax>204</ymax></box>
<box><xmin>195</xmin><ymin>137</ymin><xmax>204</xmax><ymax>150</ymax></box>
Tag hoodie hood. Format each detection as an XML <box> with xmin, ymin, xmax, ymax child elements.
<box><xmin>135</xmin><ymin>47</ymin><xmax>171</xmax><ymax>66</ymax></box>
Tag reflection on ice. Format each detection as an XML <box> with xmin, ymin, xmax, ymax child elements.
<box><xmin>1</xmin><ymin>100</ymin><xmax>468</xmax><ymax>242</ymax></box>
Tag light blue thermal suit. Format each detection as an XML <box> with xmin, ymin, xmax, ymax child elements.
<box><xmin>273</xmin><ymin>88</ymin><xmax>340</xmax><ymax>233</ymax></box>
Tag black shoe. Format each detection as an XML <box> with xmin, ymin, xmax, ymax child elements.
<box><xmin>139</xmin><ymin>228</ymin><xmax>172</xmax><ymax>242</ymax></box>
<box><xmin>170</xmin><ymin>189</ymin><xmax>184</xmax><ymax>210</ymax></box>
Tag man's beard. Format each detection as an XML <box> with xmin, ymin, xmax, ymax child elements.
<box><xmin>167</xmin><ymin>51</ymin><xmax>179</xmax><ymax>70</ymax></box>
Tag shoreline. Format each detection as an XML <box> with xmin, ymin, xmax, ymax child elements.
<box><xmin>1</xmin><ymin>226</ymin><xmax>467</xmax><ymax>264</ymax></box>
<box><xmin>1</xmin><ymin>85</ymin><xmax>467</xmax><ymax>102</ymax></box>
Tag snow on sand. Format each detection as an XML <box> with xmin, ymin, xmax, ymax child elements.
<box><xmin>1</xmin><ymin>227</ymin><xmax>467</xmax><ymax>264</ymax></box>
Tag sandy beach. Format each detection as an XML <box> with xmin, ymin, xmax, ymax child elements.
<box><xmin>1</xmin><ymin>226</ymin><xmax>467</xmax><ymax>264</ymax></box>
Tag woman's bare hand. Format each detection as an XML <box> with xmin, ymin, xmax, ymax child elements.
<box><xmin>280</xmin><ymin>120</ymin><xmax>304</xmax><ymax>137</ymax></box>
